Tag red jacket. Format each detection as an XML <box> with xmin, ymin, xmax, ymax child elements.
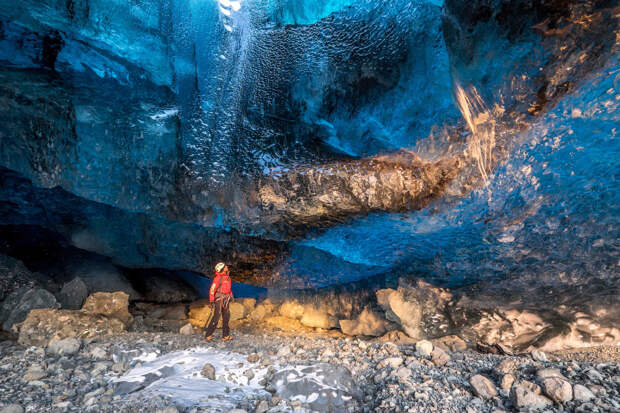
<box><xmin>209</xmin><ymin>271</ymin><xmax>233</xmax><ymax>302</ymax></box>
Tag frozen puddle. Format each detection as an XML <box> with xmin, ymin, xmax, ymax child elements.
<box><xmin>111</xmin><ymin>347</ymin><xmax>270</xmax><ymax>410</ymax></box>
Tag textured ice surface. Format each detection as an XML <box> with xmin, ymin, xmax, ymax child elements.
<box><xmin>0</xmin><ymin>0</ymin><xmax>617</xmax><ymax>288</ymax></box>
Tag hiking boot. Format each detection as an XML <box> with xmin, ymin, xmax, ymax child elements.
<box><xmin>204</xmin><ymin>336</ymin><xmax>215</xmax><ymax>342</ymax></box>
<box><xmin>221</xmin><ymin>335</ymin><xmax>233</xmax><ymax>342</ymax></box>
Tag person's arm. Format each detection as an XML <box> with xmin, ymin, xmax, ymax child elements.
<box><xmin>209</xmin><ymin>275</ymin><xmax>220</xmax><ymax>302</ymax></box>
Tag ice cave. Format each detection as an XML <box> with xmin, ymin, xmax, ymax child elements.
<box><xmin>0</xmin><ymin>0</ymin><xmax>618</xmax><ymax>411</ymax></box>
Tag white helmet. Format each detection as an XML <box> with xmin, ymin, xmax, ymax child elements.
<box><xmin>215</xmin><ymin>262</ymin><xmax>226</xmax><ymax>272</ymax></box>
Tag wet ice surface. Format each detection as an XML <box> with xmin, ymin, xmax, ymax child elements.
<box><xmin>112</xmin><ymin>347</ymin><xmax>270</xmax><ymax>410</ymax></box>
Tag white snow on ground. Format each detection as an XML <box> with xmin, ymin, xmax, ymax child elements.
<box><xmin>111</xmin><ymin>347</ymin><xmax>271</xmax><ymax>410</ymax></box>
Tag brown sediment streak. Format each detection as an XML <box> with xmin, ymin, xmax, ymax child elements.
<box><xmin>258</xmin><ymin>150</ymin><xmax>466</xmax><ymax>227</ymax></box>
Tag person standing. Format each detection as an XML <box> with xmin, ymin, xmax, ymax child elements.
<box><xmin>204</xmin><ymin>262</ymin><xmax>234</xmax><ymax>342</ymax></box>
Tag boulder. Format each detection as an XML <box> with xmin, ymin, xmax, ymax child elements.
<box><xmin>542</xmin><ymin>377</ymin><xmax>573</xmax><ymax>403</ymax></box>
<box><xmin>279</xmin><ymin>300</ymin><xmax>305</xmax><ymax>320</ymax></box>
<box><xmin>1</xmin><ymin>288</ymin><xmax>59</xmax><ymax>331</ymax></box>
<box><xmin>56</xmin><ymin>277</ymin><xmax>89</xmax><ymax>310</ymax></box>
<box><xmin>572</xmin><ymin>384</ymin><xmax>594</xmax><ymax>402</ymax></box>
<box><xmin>0</xmin><ymin>254</ymin><xmax>40</xmax><ymax>302</ymax></box>
<box><xmin>510</xmin><ymin>384</ymin><xmax>552</xmax><ymax>409</ymax></box>
<box><xmin>248</xmin><ymin>303</ymin><xmax>274</xmax><ymax>322</ymax></box>
<box><xmin>469</xmin><ymin>374</ymin><xmax>497</xmax><ymax>399</ymax></box>
<box><xmin>47</xmin><ymin>337</ymin><xmax>81</xmax><ymax>356</ymax></box>
<box><xmin>179</xmin><ymin>323</ymin><xmax>193</xmax><ymax>335</ymax></box>
<box><xmin>81</xmin><ymin>292</ymin><xmax>133</xmax><ymax>325</ymax></box>
<box><xmin>229</xmin><ymin>302</ymin><xmax>246</xmax><ymax>320</ymax></box>
<box><xmin>239</xmin><ymin>298</ymin><xmax>256</xmax><ymax>313</ymax></box>
<box><xmin>64</xmin><ymin>260</ymin><xmax>140</xmax><ymax>300</ymax></box>
<box><xmin>431</xmin><ymin>347</ymin><xmax>450</xmax><ymax>366</ymax></box>
<box><xmin>268</xmin><ymin>363</ymin><xmax>362</xmax><ymax>412</ymax></box>
<box><xmin>125</xmin><ymin>269</ymin><xmax>198</xmax><ymax>303</ymax></box>
<box><xmin>17</xmin><ymin>308</ymin><xmax>126</xmax><ymax>347</ymax></box>
<box><xmin>263</xmin><ymin>316</ymin><xmax>306</xmax><ymax>331</ymax></box>
<box><xmin>200</xmin><ymin>363</ymin><xmax>216</xmax><ymax>380</ymax></box>
<box><xmin>339</xmin><ymin>307</ymin><xmax>391</xmax><ymax>337</ymax></box>
<box><xmin>300</xmin><ymin>307</ymin><xmax>338</xmax><ymax>329</ymax></box>
<box><xmin>432</xmin><ymin>335</ymin><xmax>467</xmax><ymax>352</ymax></box>
<box><xmin>500</xmin><ymin>374</ymin><xmax>515</xmax><ymax>391</ymax></box>
<box><xmin>415</xmin><ymin>340</ymin><xmax>434</xmax><ymax>357</ymax></box>
<box><xmin>376</xmin><ymin>288</ymin><xmax>421</xmax><ymax>338</ymax></box>
<box><xmin>188</xmin><ymin>299</ymin><xmax>214</xmax><ymax>327</ymax></box>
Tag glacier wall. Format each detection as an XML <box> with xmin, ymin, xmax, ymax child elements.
<box><xmin>0</xmin><ymin>0</ymin><xmax>618</xmax><ymax>290</ymax></box>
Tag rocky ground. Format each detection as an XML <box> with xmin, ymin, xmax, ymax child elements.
<box><xmin>0</xmin><ymin>323</ymin><xmax>618</xmax><ymax>413</ymax></box>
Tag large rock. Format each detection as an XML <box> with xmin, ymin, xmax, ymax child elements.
<box><xmin>56</xmin><ymin>277</ymin><xmax>89</xmax><ymax>310</ymax></box>
<box><xmin>229</xmin><ymin>302</ymin><xmax>246</xmax><ymax>321</ymax></box>
<box><xmin>376</xmin><ymin>288</ymin><xmax>421</xmax><ymax>338</ymax></box>
<box><xmin>17</xmin><ymin>308</ymin><xmax>126</xmax><ymax>347</ymax></box>
<box><xmin>188</xmin><ymin>299</ymin><xmax>214</xmax><ymax>327</ymax></box>
<box><xmin>279</xmin><ymin>300</ymin><xmax>305</xmax><ymax>320</ymax></box>
<box><xmin>1</xmin><ymin>288</ymin><xmax>59</xmax><ymax>331</ymax></box>
<box><xmin>542</xmin><ymin>377</ymin><xmax>573</xmax><ymax>403</ymax></box>
<box><xmin>47</xmin><ymin>337</ymin><xmax>81</xmax><ymax>356</ymax></box>
<box><xmin>339</xmin><ymin>307</ymin><xmax>391</xmax><ymax>337</ymax></box>
<box><xmin>509</xmin><ymin>384</ymin><xmax>552</xmax><ymax>409</ymax></box>
<box><xmin>65</xmin><ymin>260</ymin><xmax>140</xmax><ymax>300</ymax></box>
<box><xmin>0</xmin><ymin>254</ymin><xmax>40</xmax><ymax>302</ymax></box>
<box><xmin>300</xmin><ymin>306</ymin><xmax>339</xmax><ymax>329</ymax></box>
<box><xmin>469</xmin><ymin>374</ymin><xmax>497</xmax><ymax>399</ymax></box>
<box><xmin>81</xmin><ymin>292</ymin><xmax>133</xmax><ymax>325</ymax></box>
<box><xmin>268</xmin><ymin>363</ymin><xmax>362</xmax><ymax>412</ymax></box>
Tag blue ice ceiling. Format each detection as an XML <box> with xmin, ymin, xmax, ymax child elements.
<box><xmin>0</xmin><ymin>0</ymin><xmax>618</xmax><ymax>288</ymax></box>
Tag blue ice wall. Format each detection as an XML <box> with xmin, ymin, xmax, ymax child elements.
<box><xmin>0</xmin><ymin>0</ymin><xmax>617</xmax><ymax>288</ymax></box>
<box><xmin>290</xmin><ymin>57</ymin><xmax>619</xmax><ymax>287</ymax></box>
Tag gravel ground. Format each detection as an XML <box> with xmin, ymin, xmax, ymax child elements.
<box><xmin>0</xmin><ymin>327</ymin><xmax>618</xmax><ymax>413</ymax></box>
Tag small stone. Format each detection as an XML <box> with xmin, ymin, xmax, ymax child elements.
<box><xmin>155</xmin><ymin>408</ymin><xmax>179</xmax><ymax>413</ymax></box>
<box><xmin>227</xmin><ymin>410</ymin><xmax>248</xmax><ymax>413</ymax></box>
<box><xmin>270</xmin><ymin>397</ymin><xmax>283</xmax><ymax>406</ymax></box>
<box><xmin>414</xmin><ymin>391</ymin><xmax>429</xmax><ymax>400</ymax></box>
<box><xmin>380</xmin><ymin>356</ymin><xmax>404</xmax><ymax>369</ymax></box>
<box><xmin>0</xmin><ymin>405</ymin><xmax>24</xmax><ymax>413</ymax></box>
<box><xmin>255</xmin><ymin>400</ymin><xmax>269</xmax><ymax>413</ymax></box>
<box><xmin>247</xmin><ymin>353</ymin><xmax>259</xmax><ymax>363</ymax></box>
<box><xmin>469</xmin><ymin>374</ymin><xmax>497</xmax><ymax>399</ymax></box>
<box><xmin>573</xmin><ymin>384</ymin><xmax>595</xmax><ymax>402</ymax></box>
<box><xmin>500</xmin><ymin>374</ymin><xmax>515</xmax><ymax>391</ymax></box>
<box><xmin>415</xmin><ymin>340</ymin><xmax>433</xmax><ymax>357</ymax></box>
<box><xmin>536</xmin><ymin>368</ymin><xmax>566</xmax><ymax>380</ymax></box>
<box><xmin>201</xmin><ymin>363</ymin><xmax>216</xmax><ymax>380</ymax></box>
<box><xmin>585</xmin><ymin>368</ymin><xmax>604</xmax><ymax>381</ymax></box>
<box><xmin>520</xmin><ymin>380</ymin><xmax>541</xmax><ymax>394</ymax></box>
<box><xmin>431</xmin><ymin>347</ymin><xmax>450</xmax><ymax>366</ymax></box>
<box><xmin>542</xmin><ymin>377</ymin><xmax>573</xmax><ymax>403</ymax></box>
<box><xmin>179</xmin><ymin>323</ymin><xmax>193</xmax><ymax>335</ymax></box>
<box><xmin>496</xmin><ymin>359</ymin><xmax>518</xmax><ymax>374</ymax></box>
<box><xmin>243</xmin><ymin>368</ymin><xmax>255</xmax><ymax>381</ymax></box>
<box><xmin>23</xmin><ymin>366</ymin><xmax>47</xmax><ymax>381</ymax></box>
<box><xmin>47</xmin><ymin>338</ymin><xmax>81</xmax><ymax>356</ymax></box>
<box><xmin>531</xmin><ymin>349</ymin><xmax>547</xmax><ymax>362</ymax></box>
<box><xmin>510</xmin><ymin>384</ymin><xmax>552</xmax><ymax>409</ymax></box>
<box><xmin>89</xmin><ymin>347</ymin><xmax>107</xmax><ymax>360</ymax></box>
<box><xmin>396</xmin><ymin>366</ymin><xmax>412</xmax><ymax>379</ymax></box>
<box><xmin>276</xmin><ymin>346</ymin><xmax>291</xmax><ymax>357</ymax></box>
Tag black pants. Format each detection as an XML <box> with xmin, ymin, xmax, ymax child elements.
<box><xmin>204</xmin><ymin>299</ymin><xmax>230</xmax><ymax>337</ymax></box>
